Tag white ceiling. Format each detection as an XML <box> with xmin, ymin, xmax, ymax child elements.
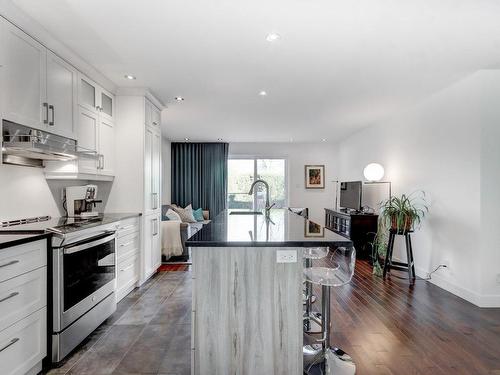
<box><xmin>8</xmin><ymin>0</ymin><xmax>500</xmax><ymax>142</ymax></box>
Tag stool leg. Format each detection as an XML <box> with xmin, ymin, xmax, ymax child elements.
<box><xmin>303</xmin><ymin>286</ymin><xmax>356</xmax><ymax>375</ymax></box>
<box><xmin>304</xmin><ymin>259</ymin><xmax>322</xmax><ymax>335</ymax></box>
<box><xmin>408</xmin><ymin>234</ymin><xmax>416</xmax><ymax>281</ymax></box>
<box><xmin>383</xmin><ymin>232</ymin><xmax>395</xmax><ymax>278</ymax></box>
<box><xmin>405</xmin><ymin>234</ymin><xmax>413</xmax><ymax>281</ymax></box>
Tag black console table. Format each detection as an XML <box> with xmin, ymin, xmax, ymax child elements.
<box><xmin>324</xmin><ymin>209</ymin><xmax>378</xmax><ymax>258</ymax></box>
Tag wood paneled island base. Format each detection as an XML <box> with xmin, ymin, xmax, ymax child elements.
<box><xmin>191</xmin><ymin>246</ymin><xmax>303</xmax><ymax>375</ymax></box>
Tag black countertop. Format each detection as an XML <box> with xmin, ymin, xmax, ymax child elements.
<box><xmin>0</xmin><ymin>213</ymin><xmax>141</xmax><ymax>248</ymax></box>
<box><xmin>186</xmin><ymin>209</ymin><xmax>352</xmax><ymax>247</ymax></box>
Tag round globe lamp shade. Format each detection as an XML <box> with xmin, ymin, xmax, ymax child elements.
<box><xmin>363</xmin><ymin>163</ymin><xmax>385</xmax><ymax>182</ymax></box>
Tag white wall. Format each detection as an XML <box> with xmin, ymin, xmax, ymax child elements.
<box><xmin>336</xmin><ymin>70</ymin><xmax>500</xmax><ymax>307</ymax></box>
<box><xmin>479</xmin><ymin>71</ymin><xmax>500</xmax><ymax>305</ymax></box>
<box><xmin>229</xmin><ymin>142</ymin><xmax>338</xmax><ymax>223</ymax></box>
<box><xmin>162</xmin><ymin>137</ymin><xmax>171</xmax><ymax>205</ymax></box>
<box><xmin>0</xmin><ymin>165</ymin><xmax>60</xmax><ymax>220</ymax></box>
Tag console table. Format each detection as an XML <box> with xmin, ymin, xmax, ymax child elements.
<box><xmin>324</xmin><ymin>209</ymin><xmax>378</xmax><ymax>258</ymax></box>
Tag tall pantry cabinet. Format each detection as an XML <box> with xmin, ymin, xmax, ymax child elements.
<box><xmin>106</xmin><ymin>91</ymin><xmax>163</xmax><ymax>283</ymax></box>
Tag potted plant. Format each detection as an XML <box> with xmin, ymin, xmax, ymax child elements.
<box><xmin>380</xmin><ymin>191</ymin><xmax>428</xmax><ymax>233</ymax></box>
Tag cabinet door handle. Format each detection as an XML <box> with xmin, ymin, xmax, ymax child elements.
<box><xmin>49</xmin><ymin>105</ymin><xmax>55</xmax><ymax>126</ymax></box>
<box><xmin>0</xmin><ymin>292</ymin><xmax>19</xmax><ymax>303</ymax></box>
<box><xmin>0</xmin><ymin>260</ymin><xmax>19</xmax><ymax>268</ymax></box>
<box><xmin>101</xmin><ymin>155</ymin><xmax>105</xmax><ymax>170</ymax></box>
<box><xmin>152</xmin><ymin>218</ymin><xmax>159</xmax><ymax>236</ymax></box>
<box><xmin>120</xmin><ymin>240</ymin><xmax>135</xmax><ymax>248</ymax></box>
<box><xmin>152</xmin><ymin>121</ymin><xmax>158</xmax><ymax>126</ymax></box>
<box><xmin>120</xmin><ymin>264</ymin><xmax>135</xmax><ymax>272</ymax></box>
<box><xmin>0</xmin><ymin>338</ymin><xmax>19</xmax><ymax>353</ymax></box>
<box><xmin>151</xmin><ymin>193</ymin><xmax>158</xmax><ymax>209</ymax></box>
<box><xmin>43</xmin><ymin>103</ymin><xmax>49</xmax><ymax>124</ymax></box>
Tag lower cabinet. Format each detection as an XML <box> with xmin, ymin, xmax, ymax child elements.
<box><xmin>116</xmin><ymin>217</ymin><xmax>141</xmax><ymax>302</ymax></box>
<box><xmin>0</xmin><ymin>239</ymin><xmax>47</xmax><ymax>375</ymax></box>
<box><xmin>143</xmin><ymin>213</ymin><xmax>161</xmax><ymax>281</ymax></box>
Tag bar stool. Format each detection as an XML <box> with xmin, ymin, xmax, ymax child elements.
<box><xmin>303</xmin><ymin>247</ymin><xmax>329</xmax><ymax>335</ymax></box>
<box><xmin>303</xmin><ymin>246</ymin><xmax>356</xmax><ymax>375</ymax></box>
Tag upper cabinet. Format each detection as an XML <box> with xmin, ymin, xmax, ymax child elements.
<box><xmin>46</xmin><ymin>51</ymin><xmax>77</xmax><ymax>138</ymax></box>
<box><xmin>78</xmin><ymin>74</ymin><xmax>114</xmax><ymax>122</ymax></box>
<box><xmin>0</xmin><ymin>18</ymin><xmax>77</xmax><ymax>139</ymax></box>
<box><xmin>0</xmin><ymin>20</ymin><xmax>47</xmax><ymax>130</ymax></box>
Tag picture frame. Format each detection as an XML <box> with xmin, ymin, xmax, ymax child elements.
<box><xmin>305</xmin><ymin>165</ymin><xmax>325</xmax><ymax>189</ymax></box>
<box><xmin>304</xmin><ymin>220</ymin><xmax>325</xmax><ymax>237</ymax></box>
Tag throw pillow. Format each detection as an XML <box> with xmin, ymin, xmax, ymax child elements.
<box><xmin>193</xmin><ymin>207</ymin><xmax>205</xmax><ymax>222</ymax></box>
<box><xmin>173</xmin><ymin>205</ymin><xmax>197</xmax><ymax>223</ymax></box>
<box><xmin>165</xmin><ymin>209</ymin><xmax>182</xmax><ymax>222</ymax></box>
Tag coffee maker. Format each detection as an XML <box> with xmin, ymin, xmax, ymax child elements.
<box><xmin>64</xmin><ymin>185</ymin><xmax>102</xmax><ymax>217</ymax></box>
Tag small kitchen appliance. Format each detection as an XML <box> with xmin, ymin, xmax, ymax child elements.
<box><xmin>64</xmin><ymin>185</ymin><xmax>102</xmax><ymax>217</ymax></box>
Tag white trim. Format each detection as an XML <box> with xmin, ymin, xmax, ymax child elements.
<box><xmin>115</xmin><ymin>87</ymin><xmax>166</xmax><ymax>110</ymax></box>
<box><xmin>414</xmin><ymin>266</ymin><xmax>500</xmax><ymax>308</ymax></box>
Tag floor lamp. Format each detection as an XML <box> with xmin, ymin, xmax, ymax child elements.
<box><xmin>363</xmin><ymin>163</ymin><xmax>392</xmax><ymax>199</ymax></box>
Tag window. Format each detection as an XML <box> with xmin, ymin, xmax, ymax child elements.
<box><xmin>228</xmin><ymin>158</ymin><xmax>287</xmax><ymax>210</ymax></box>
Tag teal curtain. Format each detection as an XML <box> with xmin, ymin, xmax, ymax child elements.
<box><xmin>171</xmin><ymin>142</ymin><xmax>229</xmax><ymax>217</ymax></box>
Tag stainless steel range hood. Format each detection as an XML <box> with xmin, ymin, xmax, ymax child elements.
<box><xmin>1</xmin><ymin>121</ymin><xmax>92</xmax><ymax>168</ymax></box>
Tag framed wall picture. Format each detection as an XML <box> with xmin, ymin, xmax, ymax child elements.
<box><xmin>305</xmin><ymin>165</ymin><xmax>325</xmax><ymax>189</ymax></box>
<box><xmin>304</xmin><ymin>220</ymin><xmax>325</xmax><ymax>237</ymax></box>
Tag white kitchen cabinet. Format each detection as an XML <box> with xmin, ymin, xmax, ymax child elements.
<box><xmin>143</xmin><ymin>213</ymin><xmax>161</xmax><ymax>279</ymax></box>
<box><xmin>116</xmin><ymin>217</ymin><xmax>141</xmax><ymax>302</ymax></box>
<box><xmin>97</xmin><ymin>116</ymin><xmax>115</xmax><ymax>176</ymax></box>
<box><xmin>78</xmin><ymin>74</ymin><xmax>115</xmax><ymax>122</ymax></box>
<box><xmin>77</xmin><ymin>106</ymin><xmax>99</xmax><ymax>174</ymax></box>
<box><xmin>106</xmin><ymin>92</ymin><xmax>164</xmax><ymax>284</ymax></box>
<box><xmin>0</xmin><ymin>19</ymin><xmax>46</xmax><ymax>130</ymax></box>
<box><xmin>0</xmin><ymin>239</ymin><xmax>47</xmax><ymax>375</ymax></box>
<box><xmin>0</xmin><ymin>18</ymin><xmax>77</xmax><ymax>139</ymax></box>
<box><xmin>46</xmin><ymin>51</ymin><xmax>77</xmax><ymax>139</ymax></box>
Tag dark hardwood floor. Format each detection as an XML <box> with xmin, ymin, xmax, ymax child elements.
<box><xmin>313</xmin><ymin>259</ymin><xmax>500</xmax><ymax>375</ymax></box>
<box><xmin>44</xmin><ymin>260</ymin><xmax>500</xmax><ymax>375</ymax></box>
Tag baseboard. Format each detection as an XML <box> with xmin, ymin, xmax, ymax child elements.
<box><xmin>414</xmin><ymin>266</ymin><xmax>500</xmax><ymax>308</ymax></box>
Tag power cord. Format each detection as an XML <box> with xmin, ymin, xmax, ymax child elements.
<box><xmin>423</xmin><ymin>264</ymin><xmax>447</xmax><ymax>280</ymax></box>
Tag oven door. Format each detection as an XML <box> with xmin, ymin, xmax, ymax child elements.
<box><xmin>54</xmin><ymin>232</ymin><xmax>116</xmax><ymax>331</ymax></box>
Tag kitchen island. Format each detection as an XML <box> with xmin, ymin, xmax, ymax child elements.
<box><xmin>186</xmin><ymin>209</ymin><xmax>352</xmax><ymax>375</ymax></box>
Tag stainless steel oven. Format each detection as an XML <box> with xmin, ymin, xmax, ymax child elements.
<box><xmin>51</xmin><ymin>226</ymin><xmax>118</xmax><ymax>362</ymax></box>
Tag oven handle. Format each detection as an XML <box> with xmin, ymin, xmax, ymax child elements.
<box><xmin>63</xmin><ymin>233</ymin><xmax>116</xmax><ymax>255</ymax></box>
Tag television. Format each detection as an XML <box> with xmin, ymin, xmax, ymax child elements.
<box><xmin>339</xmin><ymin>181</ymin><xmax>362</xmax><ymax>211</ymax></box>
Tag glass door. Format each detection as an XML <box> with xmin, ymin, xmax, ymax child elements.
<box><xmin>227</xmin><ymin>158</ymin><xmax>287</xmax><ymax>210</ymax></box>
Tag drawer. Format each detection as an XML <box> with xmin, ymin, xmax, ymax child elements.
<box><xmin>117</xmin><ymin>217</ymin><xmax>140</xmax><ymax>238</ymax></box>
<box><xmin>0</xmin><ymin>240</ymin><xmax>46</xmax><ymax>283</ymax></box>
<box><xmin>117</xmin><ymin>254</ymin><xmax>139</xmax><ymax>292</ymax></box>
<box><xmin>117</xmin><ymin>232</ymin><xmax>140</xmax><ymax>261</ymax></box>
<box><xmin>0</xmin><ymin>307</ymin><xmax>46</xmax><ymax>375</ymax></box>
<box><xmin>0</xmin><ymin>267</ymin><xmax>46</xmax><ymax>332</ymax></box>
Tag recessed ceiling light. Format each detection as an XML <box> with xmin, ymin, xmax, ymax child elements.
<box><xmin>124</xmin><ymin>75</ymin><xmax>136</xmax><ymax>80</ymax></box>
<box><xmin>266</xmin><ymin>33</ymin><xmax>281</xmax><ymax>42</ymax></box>
<box><xmin>184</xmin><ymin>137</ymin><xmax>189</xmax><ymax>141</ymax></box>
<box><xmin>322</xmin><ymin>138</ymin><xmax>327</xmax><ymax>142</ymax></box>
<box><xmin>258</xmin><ymin>90</ymin><xmax>267</xmax><ymax>96</ymax></box>
<box><xmin>175</xmin><ymin>96</ymin><xmax>185</xmax><ymax>101</ymax></box>
<box><xmin>217</xmin><ymin>138</ymin><xmax>223</xmax><ymax>141</ymax></box>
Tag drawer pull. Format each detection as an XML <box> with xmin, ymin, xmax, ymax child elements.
<box><xmin>0</xmin><ymin>260</ymin><xmax>19</xmax><ymax>268</ymax></box>
<box><xmin>0</xmin><ymin>292</ymin><xmax>19</xmax><ymax>303</ymax></box>
<box><xmin>0</xmin><ymin>338</ymin><xmax>19</xmax><ymax>353</ymax></box>
<box><xmin>120</xmin><ymin>240</ymin><xmax>135</xmax><ymax>247</ymax></box>
<box><xmin>119</xmin><ymin>224</ymin><xmax>136</xmax><ymax>231</ymax></box>
<box><xmin>120</xmin><ymin>264</ymin><xmax>135</xmax><ymax>272</ymax></box>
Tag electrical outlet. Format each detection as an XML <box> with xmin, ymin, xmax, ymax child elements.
<box><xmin>276</xmin><ymin>250</ymin><xmax>297</xmax><ymax>263</ymax></box>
